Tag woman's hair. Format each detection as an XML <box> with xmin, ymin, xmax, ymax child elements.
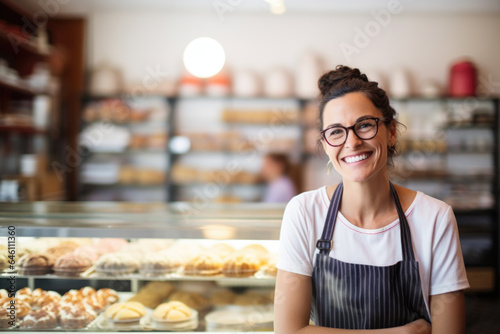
<box><xmin>317</xmin><ymin>65</ymin><xmax>400</xmax><ymax>166</ymax></box>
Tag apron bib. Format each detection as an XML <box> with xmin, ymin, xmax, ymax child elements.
<box><xmin>311</xmin><ymin>183</ymin><xmax>431</xmax><ymax>329</ymax></box>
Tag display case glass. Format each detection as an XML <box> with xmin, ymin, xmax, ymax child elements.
<box><xmin>0</xmin><ymin>202</ymin><xmax>285</xmax><ymax>332</ymax></box>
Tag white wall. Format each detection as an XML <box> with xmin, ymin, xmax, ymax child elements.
<box><xmin>87</xmin><ymin>10</ymin><xmax>500</xmax><ymax>95</ymax></box>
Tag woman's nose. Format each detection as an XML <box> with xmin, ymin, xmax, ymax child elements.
<box><xmin>344</xmin><ymin>129</ymin><xmax>363</xmax><ymax>149</ymax></box>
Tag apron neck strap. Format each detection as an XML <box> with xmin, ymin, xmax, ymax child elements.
<box><xmin>317</xmin><ymin>182</ymin><xmax>415</xmax><ymax>262</ymax></box>
<box><xmin>389</xmin><ymin>182</ymin><xmax>415</xmax><ymax>262</ymax></box>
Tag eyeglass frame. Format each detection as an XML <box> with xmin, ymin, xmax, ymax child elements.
<box><xmin>320</xmin><ymin>117</ymin><xmax>387</xmax><ymax>147</ymax></box>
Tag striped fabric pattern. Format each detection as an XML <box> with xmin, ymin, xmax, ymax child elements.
<box><xmin>311</xmin><ymin>182</ymin><xmax>431</xmax><ymax>329</ymax></box>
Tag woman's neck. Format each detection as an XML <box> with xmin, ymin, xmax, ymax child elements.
<box><xmin>339</xmin><ymin>173</ymin><xmax>395</xmax><ymax>229</ymax></box>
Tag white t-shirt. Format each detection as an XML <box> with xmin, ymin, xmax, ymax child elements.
<box><xmin>277</xmin><ymin>186</ymin><xmax>470</xmax><ymax>314</ymax></box>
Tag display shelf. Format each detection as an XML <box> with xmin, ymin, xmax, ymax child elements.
<box><xmin>0</xmin><ymin>77</ymin><xmax>37</xmax><ymax>96</ymax></box>
<box><xmin>0</xmin><ymin>27</ymin><xmax>50</xmax><ymax>58</ymax></box>
<box><xmin>0</xmin><ymin>124</ymin><xmax>46</xmax><ymax>135</ymax></box>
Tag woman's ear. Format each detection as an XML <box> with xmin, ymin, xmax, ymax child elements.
<box><xmin>388</xmin><ymin>120</ymin><xmax>397</xmax><ymax>147</ymax></box>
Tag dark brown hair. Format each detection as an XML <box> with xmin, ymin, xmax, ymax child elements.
<box><xmin>318</xmin><ymin>65</ymin><xmax>400</xmax><ymax>165</ymax></box>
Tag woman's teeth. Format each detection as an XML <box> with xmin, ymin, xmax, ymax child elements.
<box><xmin>344</xmin><ymin>154</ymin><xmax>369</xmax><ymax>164</ymax></box>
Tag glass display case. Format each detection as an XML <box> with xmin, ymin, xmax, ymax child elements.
<box><xmin>0</xmin><ymin>202</ymin><xmax>284</xmax><ymax>332</ymax></box>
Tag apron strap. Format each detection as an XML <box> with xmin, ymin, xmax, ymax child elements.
<box><xmin>317</xmin><ymin>182</ymin><xmax>416</xmax><ymax>262</ymax></box>
<box><xmin>317</xmin><ymin>183</ymin><xmax>343</xmax><ymax>254</ymax></box>
<box><xmin>389</xmin><ymin>182</ymin><xmax>415</xmax><ymax>262</ymax></box>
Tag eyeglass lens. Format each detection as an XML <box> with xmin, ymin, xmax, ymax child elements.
<box><xmin>324</xmin><ymin>118</ymin><xmax>378</xmax><ymax>146</ymax></box>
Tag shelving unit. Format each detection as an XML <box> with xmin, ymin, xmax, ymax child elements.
<box><xmin>0</xmin><ymin>0</ymin><xmax>63</xmax><ymax>201</ymax></box>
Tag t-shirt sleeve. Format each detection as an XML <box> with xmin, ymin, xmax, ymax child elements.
<box><xmin>276</xmin><ymin>197</ymin><xmax>314</xmax><ymax>276</ymax></box>
<box><xmin>430</xmin><ymin>206</ymin><xmax>470</xmax><ymax>295</ymax></box>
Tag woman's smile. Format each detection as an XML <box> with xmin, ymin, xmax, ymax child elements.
<box><xmin>341</xmin><ymin>151</ymin><xmax>373</xmax><ymax>165</ymax></box>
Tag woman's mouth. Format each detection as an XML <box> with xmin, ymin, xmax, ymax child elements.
<box><xmin>341</xmin><ymin>152</ymin><xmax>372</xmax><ymax>164</ymax></box>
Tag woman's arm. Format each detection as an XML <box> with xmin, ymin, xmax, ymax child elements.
<box><xmin>274</xmin><ymin>269</ymin><xmax>431</xmax><ymax>334</ymax></box>
<box><xmin>429</xmin><ymin>291</ymin><xmax>465</xmax><ymax>334</ymax></box>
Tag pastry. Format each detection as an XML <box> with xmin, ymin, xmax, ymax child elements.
<box><xmin>0</xmin><ymin>289</ymin><xmax>8</xmax><ymax>299</ymax></box>
<box><xmin>97</xmin><ymin>288</ymin><xmax>119</xmax><ymax>305</ymax></box>
<box><xmin>168</xmin><ymin>291</ymin><xmax>207</xmax><ymax>311</ymax></box>
<box><xmin>129</xmin><ymin>134</ymin><xmax>147</xmax><ymax>149</ymax></box>
<box><xmin>33</xmin><ymin>291</ymin><xmax>61</xmax><ymax>308</ymax></box>
<box><xmin>72</xmin><ymin>245</ymin><xmax>101</xmax><ymax>262</ymax></box>
<box><xmin>265</xmin><ymin>256</ymin><xmax>278</xmax><ymax>276</ymax></box>
<box><xmin>59</xmin><ymin>303</ymin><xmax>96</xmax><ymax>329</ymax></box>
<box><xmin>104</xmin><ymin>301</ymin><xmax>146</xmax><ymax>321</ymax></box>
<box><xmin>41</xmin><ymin>302</ymin><xmax>60</xmax><ymax>316</ymax></box>
<box><xmin>54</xmin><ymin>253</ymin><xmax>92</xmax><ymax>276</ymax></box>
<box><xmin>209</xmin><ymin>243</ymin><xmax>235</xmax><ymax>260</ymax></box>
<box><xmin>2</xmin><ymin>298</ymin><xmax>31</xmax><ymax>318</ymax></box>
<box><xmin>80</xmin><ymin>286</ymin><xmax>97</xmax><ymax>297</ymax></box>
<box><xmin>45</xmin><ymin>240</ymin><xmax>80</xmax><ymax>258</ymax></box>
<box><xmin>83</xmin><ymin>293</ymin><xmax>106</xmax><ymax>314</ymax></box>
<box><xmin>61</xmin><ymin>289</ymin><xmax>83</xmax><ymax>305</ymax></box>
<box><xmin>20</xmin><ymin>310</ymin><xmax>57</xmax><ymax>329</ymax></box>
<box><xmin>96</xmin><ymin>238</ymin><xmax>129</xmax><ymax>253</ymax></box>
<box><xmin>240</xmin><ymin>244</ymin><xmax>269</xmax><ymax>266</ymax></box>
<box><xmin>0</xmin><ymin>309</ymin><xmax>12</xmax><ymax>329</ymax></box>
<box><xmin>96</xmin><ymin>252</ymin><xmax>139</xmax><ymax>275</ymax></box>
<box><xmin>15</xmin><ymin>287</ymin><xmax>32</xmax><ymax>305</ymax></box>
<box><xmin>18</xmin><ymin>254</ymin><xmax>54</xmax><ymax>275</ymax></box>
<box><xmin>153</xmin><ymin>301</ymin><xmax>192</xmax><ymax>321</ymax></box>
<box><xmin>222</xmin><ymin>254</ymin><xmax>260</xmax><ymax>277</ymax></box>
<box><xmin>184</xmin><ymin>254</ymin><xmax>223</xmax><ymax>276</ymax></box>
<box><xmin>140</xmin><ymin>252</ymin><xmax>183</xmax><ymax>276</ymax></box>
<box><xmin>127</xmin><ymin>281</ymin><xmax>174</xmax><ymax>309</ymax></box>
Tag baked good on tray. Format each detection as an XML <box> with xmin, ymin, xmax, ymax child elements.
<box><xmin>54</xmin><ymin>253</ymin><xmax>93</xmax><ymax>276</ymax></box>
<box><xmin>1</xmin><ymin>298</ymin><xmax>31</xmax><ymax>319</ymax></box>
<box><xmin>18</xmin><ymin>253</ymin><xmax>54</xmax><ymax>275</ymax></box>
<box><xmin>33</xmin><ymin>290</ymin><xmax>61</xmax><ymax>308</ymax></box>
<box><xmin>127</xmin><ymin>281</ymin><xmax>174</xmax><ymax>309</ymax></box>
<box><xmin>96</xmin><ymin>252</ymin><xmax>139</xmax><ymax>275</ymax></box>
<box><xmin>222</xmin><ymin>254</ymin><xmax>261</xmax><ymax>277</ymax></box>
<box><xmin>153</xmin><ymin>301</ymin><xmax>192</xmax><ymax>321</ymax></box>
<box><xmin>59</xmin><ymin>304</ymin><xmax>96</xmax><ymax>329</ymax></box>
<box><xmin>140</xmin><ymin>252</ymin><xmax>183</xmax><ymax>276</ymax></box>
<box><xmin>209</xmin><ymin>243</ymin><xmax>235</xmax><ymax>260</ymax></box>
<box><xmin>240</xmin><ymin>244</ymin><xmax>269</xmax><ymax>266</ymax></box>
<box><xmin>15</xmin><ymin>287</ymin><xmax>33</xmax><ymax>305</ymax></box>
<box><xmin>20</xmin><ymin>309</ymin><xmax>58</xmax><ymax>329</ymax></box>
<box><xmin>97</xmin><ymin>288</ymin><xmax>119</xmax><ymax>305</ymax></box>
<box><xmin>104</xmin><ymin>301</ymin><xmax>146</xmax><ymax>323</ymax></box>
<box><xmin>184</xmin><ymin>253</ymin><xmax>223</xmax><ymax>276</ymax></box>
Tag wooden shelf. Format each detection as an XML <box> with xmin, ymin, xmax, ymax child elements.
<box><xmin>0</xmin><ymin>125</ymin><xmax>46</xmax><ymax>135</ymax></box>
<box><xmin>0</xmin><ymin>77</ymin><xmax>37</xmax><ymax>96</ymax></box>
<box><xmin>0</xmin><ymin>26</ymin><xmax>50</xmax><ymax>58</ymax></box>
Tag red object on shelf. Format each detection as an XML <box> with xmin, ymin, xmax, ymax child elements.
<box><xmin>448</xmin><ymin>60</ymin><xmax>477</xmax><ymax>97</ymax></box>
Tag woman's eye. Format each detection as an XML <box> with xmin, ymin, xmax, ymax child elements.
<box><xmin>359</xmin><ymin>122</ymin><xmax>374</xmax><ymax>129</ymax></box>
<box><xmin>330</xmin><ymin>129</ymin><xmax>343</xmax><ymax>136</ymax></box>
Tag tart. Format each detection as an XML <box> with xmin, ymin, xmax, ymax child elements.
<box><xmin>54</xmin><ymin>253</ymin><xmax>93</xmax><ymax>277</ymax></box>
<box><xmin>184</xmin><ymin>253</ymin><xmax>223</xmax><ymax>276</ymax></box>
<box><xmin>20</xmin><ymin>310</ymin><xmax>57</xmax><ymax>329</ymax></box>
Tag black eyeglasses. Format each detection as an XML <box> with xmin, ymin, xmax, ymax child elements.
<box><xmin>321</xmin><ymin>117</ymin><xmax>384</xmax><ymax>147</ymax></box>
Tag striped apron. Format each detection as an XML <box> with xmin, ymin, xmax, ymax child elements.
<box><xmin>311</xmin><ymin>182</ymin><xmax>431</xmax><ymax>329</ymax></box>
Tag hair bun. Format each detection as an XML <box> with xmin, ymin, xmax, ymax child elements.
<box><xmin>318</xmin><ymin>65</ymin><xmax>369</xmax><ymax>96</ymax></box>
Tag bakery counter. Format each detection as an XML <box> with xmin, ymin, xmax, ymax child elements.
<box><xmin>0</xmin><ymin>201</ymin><xmax>282</xmax><ymax>332</ymax></box>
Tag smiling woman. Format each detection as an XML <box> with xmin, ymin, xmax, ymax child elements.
<box><xmin>274</xmin><ymin>65</ymin><xmax>469</xmax><ymax>334</ymax></box>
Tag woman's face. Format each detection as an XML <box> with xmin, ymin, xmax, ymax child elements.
<box><xmin>322</xmin><ymin>92</ymin><xmax>396</xmax><ymax>183</ymax></box>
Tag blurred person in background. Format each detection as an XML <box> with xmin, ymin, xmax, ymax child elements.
<box><xmin>260</xmin><ymin>153</ymin><xmax>297</xmax><ymax>203</ymax></box>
